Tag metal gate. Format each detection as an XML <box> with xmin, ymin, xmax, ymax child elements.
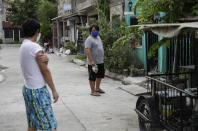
<box><xmin>146</xmin><ymin>31</ymin><xmax>159</xmax><ymax>73</ymax></box>
<box><xmin>167</xmin><ymin>31</ymin><xmax>197</xmax><ymax>73</ymax></box>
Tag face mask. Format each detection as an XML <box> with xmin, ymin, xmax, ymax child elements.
<box><xmin>36</xmin><ymin>33</ymin><xmax>41</xmax><ymax>42</ymax></box>
<box><xmin>92</xmin><ymin>30</ymin><xmax>99</xmax><ymax>37</ymax></box>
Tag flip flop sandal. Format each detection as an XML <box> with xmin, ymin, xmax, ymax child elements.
<box><xmin>90</xmin><ymin>92</ymin><xmax>101</xmax><ymax>96</ymax></box>
<box><xmin>96</xmin><ymin>89</ymin><xmax>105</xmax><ymax>93</ymax></box>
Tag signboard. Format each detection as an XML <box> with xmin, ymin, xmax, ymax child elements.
<box><xmin>63</xmin><ymin>3</ymin><xmax>71</xmax><ymax>11</ymax></box>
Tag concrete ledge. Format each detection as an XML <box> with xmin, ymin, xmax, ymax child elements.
<box><xmin>119</xmin><ymin>84</ymin><xmax>147</xmax><ymax>96</ymax></box>
<box><xmin>0</xmin><ymin>44</ymin><xmax>21</xmax><ymax>48</ymax></box>
<box><xmin>105</xmin><ymin>70</ymin><xmax>124</xmax><ymax>81</ymax></box>
<box><xmin>72</xmin><ymin>58</ymin><xmax>86</xmax><ymax>66</ymax></box>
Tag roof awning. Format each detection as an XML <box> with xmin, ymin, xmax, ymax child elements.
<box><xmin>62</xmin><ymin>12</ymin><xmax>85</xmax><ymax>19</ymax></box>
<box><xmin>51</xmin><ymin>11</ymin><xmax>86</xmax><ymax>21</ymax></box>
<box><xmin>51</xmin><ymin>15</ymin><xmax>63</xmax><ymax>21</ymax></box>
<box><xmin>130</xmin><ymin>22</ymin><xmax>198</xmax><ymax>38</ymax></box>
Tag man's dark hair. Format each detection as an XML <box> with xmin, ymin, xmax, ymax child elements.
<box><xmin>22</xmin><ymin>18</ymin><xmax>40</xmax><ymax>37</ymax></box>
<box><xmin>89</xmin><ymin>24</ymin><xmax>99</xmax><ymax>34</ymax></box>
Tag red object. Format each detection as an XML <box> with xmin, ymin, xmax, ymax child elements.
<box><xmin>2</xmin><ymin>21</ymin><xmax>21</xmax><ymax>29</ymax></box>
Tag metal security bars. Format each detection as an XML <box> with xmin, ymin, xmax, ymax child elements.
<box><xmin>146</xmin><ymin>73</ymin><xmax>198</xmax><ymax>131</ymax></box>
<box><xmin>145</xmin><ymin>31</ymin><xmax>159</xmax><ymax>73</ymax></box>
<box><xmin>167</xmin><ymin>31</ymin><xmax>196</xmax><ymax>73</ymax></box>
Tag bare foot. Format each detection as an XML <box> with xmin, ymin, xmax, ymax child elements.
<box><xmin>90</xmin><ymin>92</ymin><xmax>101</xmax><ymax>96</ymax></box>
<box><xmin>96</xmin><ymin>88</ymin><xmax>105</xmax><ymax>93</ymax></box>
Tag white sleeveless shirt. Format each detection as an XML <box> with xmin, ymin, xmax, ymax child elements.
<box><xmin>20</xmin><ymin>39</ymin><xmax>46</xmax><ymax>89</ymax></box>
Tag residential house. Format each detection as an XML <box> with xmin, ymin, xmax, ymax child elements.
<box><xmin>0</xmin><ymin>0</ymin><xmax>24</xmax><ymax>43</ymax></box>
<box><xmin>124</xmin><ymin>0</ymin><xmax>198</xmax><ymax>74</ymax></box>
<box><xmin>109</xmin><ymin>0</ymin><xmax>125</xmax><ymax>23</ymax></box>
<box><xmin>52</xmin><ymin>0</ymin><xmax>98</xmax><ymax>54</ymax></box>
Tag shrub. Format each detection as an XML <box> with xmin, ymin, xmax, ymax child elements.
<box><xmin>75</xmin><ymin>55</ymin><xmax>86</xmax><ymax>61</ymax></box>
<box><xmin>80</xmin><ymin>8</ymin><xmax>142</xmax><ymax>74</ymax></box>
<box><xmin>66</xmin><ymin>42</ymin><xmax>77</xmax><ymax>54</ymax></box>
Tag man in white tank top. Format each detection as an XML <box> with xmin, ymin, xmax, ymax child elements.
<box><xmin>20</xmin><ymin>18</ymin><xmax>59</xmax><ymax>131</ymax></box>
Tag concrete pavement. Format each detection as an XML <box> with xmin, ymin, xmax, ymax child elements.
<box><xmin>0</xmin><ymin>45</ymin><xmax>140</xmax><ymax>131</ymax></box>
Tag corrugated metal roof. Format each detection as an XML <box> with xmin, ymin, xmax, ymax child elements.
<box><xmin>130</xmin><ymin>22</ymin><xmax>198</xmax><ymax>38</ymax></box>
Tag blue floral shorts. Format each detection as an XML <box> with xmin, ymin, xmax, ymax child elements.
<box><xmin>22</xmin><ymin>86</ymin><xmax>57</xmax><ymax>130</ymax></box>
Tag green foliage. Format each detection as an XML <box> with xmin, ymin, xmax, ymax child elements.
<box><xmin>8</xmin><ymin>0</ymin><xmax>40</xmax><ymax>25</ymax></box>
<box><xmin>134</xmin><ymin>0</ymin><xmax>198</xmax><ymax>23</ymax></box>
<box><xmin>113</xmin><ymin>27</ymin><xmax>142</xmax><ymax>49</ymax></box>
<box><xmin>66</xmin><ymin>42</ymin><xmax>77</xmax><ymax>54</ymax></box>
<box><xmin>78</xmin><ymin>26</ymin><xmax>89</xmax><ymax>38</ymax></box>
<box><xmin>80</xmin><ymin>7</ymin><xmax>143</xmax><ymax>73</ymax></box>
<box><xmin>9</xmin><ymin>0</ymin><xmax>57</xmax><ymax>45</ymax></box>
<box><xmin>36</xmin><ymin>0</ymin><xmax>57</xmax><ymax>24</ymax></box>
<box><xmin>148</xmin><ymin>38</ymin><xmax>170</xmax><ymax>59</ymax></box>
<box><xmin>97</xmin><ymin>0</ymin><xmax>110</xmax><ymax>21</ymax></box>
<box><xmin>193</xmin><ymin>4</ymin><xmax>198</xmax><ymax>15</ymax></box>
<box><xmin>40</xmin><ymin>24</ymin><xmax>53</xmax><ymax>44</ymax></box>
<box><xmin>0</xmin><ymin>39</ymin><xmax>3</xmax><ymax>44</ymax></box>
<box><xmin>37</xmin><ymin>0</ymin><xmax>57</xmax><ymax>44</ymax></box>
<box><xmin>75</xmin><ymin>55</ymin><xmax>86</xmax><ymax>61</ymax></box>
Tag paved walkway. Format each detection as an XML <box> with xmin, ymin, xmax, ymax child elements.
<box><xmin>0</xmin><ymin>45</ymin><xmax>139</xmax><ymax>131</ymax></box>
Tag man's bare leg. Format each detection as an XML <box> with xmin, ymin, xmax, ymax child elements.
<box><xmin>89</xmin><ymin>80</ymin><xmax>96</xmax><ymax>93</ymax></box>
<box><xmin>28</xmin><ymin>127</ymin><xmax>36</xmax><ymax>131</ymax></box>
<box><xmin>96</xmin><ymin>78</ymin><xmax>105</xmax><ymax>93</ymax></box>
<box><xmin>89</xmin><ymin>80</ymin><xmax>100</xmax><ymax>96</ymax></box>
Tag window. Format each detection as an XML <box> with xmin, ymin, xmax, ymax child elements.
<box><xmin>4</xmin><ymin>29</ymin><xmax>13</xmax><ymax>38</ymax></box>
<box><xmin>20</xmin><ymin>29</ymin><xmax>24</xmax><ymax>38</ymax></box>
<box><xmin>130</xmin><ymin>16</ymin><xmax>138</xmax><ymax>25</ymax></box>
<box><xmin>6</xmin><ymin>15</ymin><xmax>9</xmax><ymax>21</ymax></box>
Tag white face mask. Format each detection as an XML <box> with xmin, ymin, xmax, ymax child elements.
<box><xmin>36</xmin><ymin>33</ymin><xmax>41</xmax><ymax>42</ymax></box>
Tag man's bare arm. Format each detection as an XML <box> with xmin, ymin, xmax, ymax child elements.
<box><xmin>36</xmin><ymin>51</ymin><xmax>59</xmax><ymax>103</ymax></box>
<box><xmin>86</xmin><ymin>48</ymin><xmax>95</xmax><ymax>66</ymax></box>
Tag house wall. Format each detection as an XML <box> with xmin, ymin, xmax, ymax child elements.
<box><xmin>58</xmin><ymin>0</ymin><xmax>72</xmax><ymax>16</ymax></box>
<box><xmin>110</xmin><ymin>1</ymin><xmax>124</xmax><ymax>23</ymax></box>
<box><xmin>56</xmin><ymin>0</ymin><xmax>97</xmax><ymax>47</ymax></box>
<box><xmin>125</xmin><ymin>0</ymin><xmax>168</xmax><ymax>73</ymax></box>
<box><xmin>124</xmin><ymin>0</ymin><xmax>146</xmax><ymax>70</ymax></box>
<box><xmin>76</xmin><ymin>0</ymin><xmax>96</xmax><ymax>11</ymax></box>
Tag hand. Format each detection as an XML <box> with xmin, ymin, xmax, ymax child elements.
<box><xmin>39</xmin><ymin>54</ymin><xmax>49</xmax><ymax>64</ymax></box>
<box><xmin>90</xmin><ymin>61</ymin><xmax>95</xmax><ymax>66</ymax></box>
<box><xmin>52</xmin><ymin>90</ymin><xmax>59</xmax><ymax>103</ymax></box>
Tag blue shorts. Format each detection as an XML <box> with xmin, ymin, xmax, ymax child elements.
<box><xmin>22</xmin><ymin>86</ymin><xmax>57</xmax><ymax>130</ymax></box>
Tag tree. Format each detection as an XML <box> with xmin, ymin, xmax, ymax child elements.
<box><xmin>9</xmin><ymin>0</ymin><xmax>58</xmax><ymax>44</ymax></box>
<box><xmin>36</xmin><ymin>0</ymin><xmax>57</xmax><ymax>24</ymax></box>
<box><xmin>97</xmin><ymin>0</ymin><xmax>110</xmax><ymax>21</ymax></box>
<box><xmin>8</xmin><ymin>0</ymin><xmax>40</xmax><ymax>25</ymax></box>
<box><xmin>134</xmin><ymin>0</ymin><xmax>198</xmax><ymax>23</ymax></box>
<box><xmin>36</xmin><ymin>0</ymin><xmax>57</xmax><ymax>44</ymax></box>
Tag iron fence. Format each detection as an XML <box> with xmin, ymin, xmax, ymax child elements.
<box><xmin>146</xmin><ymin>72</ymin><xmax>198</xmax><ymax>131</ymax></box>
<box><xmin>167</xmin><ymin>31</ymin><xmax>196</xmax><ymax>73</ymax></box>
